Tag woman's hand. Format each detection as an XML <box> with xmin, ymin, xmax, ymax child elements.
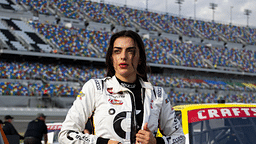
<box><xmin>136</xmin><ymin>123</ymin><xmax>156</xmax><ymax>144</ymax></box>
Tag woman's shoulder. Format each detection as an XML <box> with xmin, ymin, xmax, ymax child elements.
<box><xmin>82</xmin><ymin>77</ymin><xmax>110</xmax><ymax>90</ymax></box>
<box><xmin>152</xmin><ymin>86</ymin><xmax>168</xmax><ymax>99</ymax></box>
<box><xmin>85</xmin><ymin>77</ymin><xmax>109</xmax><ymax>84</ymax></box>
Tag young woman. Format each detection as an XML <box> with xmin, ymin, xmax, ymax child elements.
<box><xmin>58</xmin><ymin>30</ymin><xmax>185</xmax><ymax>144</ymax></box>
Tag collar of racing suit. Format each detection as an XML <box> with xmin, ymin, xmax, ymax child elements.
<box><xmin>106</xmin><ymin>76</ymin><xmax>153</xmax><ymax>93</ymax></box>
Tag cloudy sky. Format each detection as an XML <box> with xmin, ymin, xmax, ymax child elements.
<box><xmin>92</xmin><ymin>0</ymin><xmax>256</xmax><ymax>28</ymax></box>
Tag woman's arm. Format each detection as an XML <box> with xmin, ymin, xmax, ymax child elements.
<box><xmin>158</xmin><ymin>89</ymin><xmax>185</xmax><ymax>144</ymax></box>
<box><xmin>58</xmin><ymin>79</ymin><xmax>99</xmax><ymax>144</ymax></box>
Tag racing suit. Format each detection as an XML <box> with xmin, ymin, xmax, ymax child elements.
<box><xmin>58</xmin><ymin>76</ymin><xmax>185</xmax><ymax>144</ymax></box>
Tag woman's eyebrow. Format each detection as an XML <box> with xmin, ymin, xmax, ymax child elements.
<box><xmin>113</xmin><ymin>47</ymin><xmax>122</xmax><ymax>49</ymax></box>
<box><xmin>127</xmin><ymin>47</ymin><xmax>136</xmax><ymax>50</ymax></box>
<box><xmin>113</xmin><ymin>47</ymin><xmax>136</xmax><ymax>49</ymax></box>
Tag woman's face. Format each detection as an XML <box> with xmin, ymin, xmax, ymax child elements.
<box><xmin>112</xmin><ymin>36</ymin><xmax>140</xmax><ymax>83</ymax></box>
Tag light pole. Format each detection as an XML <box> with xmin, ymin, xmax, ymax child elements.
<box><xmin>166</xmin><ymin>0</ymin><xmax>168</xmax><ymax>14</ymax></box>
<box><xmin>244</xmin><ymin>9</ymin><xmax>252</xmax><ymax>27</ymax></box>
<box><xmin>230</xmin><ymin>6</ymin><xmax>233</xmax><ymax>25</ymax></box>
<box><xmin>194</xmin><ymin>0</ymin><xmax>197</xmax><ymax>20</ymax></box>
<box><xmin>146</xmin><ymin>0</ymin><xmax>148</xmax><ymax>11</ymax></box>
<box><xmin>166</xmin><ymin>0</ymin><xmax>169</xmax><ymax>24</ymax></box>
<box><xmin>209</xmin><ymin>3</ymin><xmax>218</xmax><ymax>22</ymax></box>
<box><xmin>124</xmin><ymin>0</ymin><xmax>127</xmax><ymax>7</ymax></box>
<box><xmin>176</xmin><ymin>0</ymin><xmax>184</xmax><ymax>18</ymax></box>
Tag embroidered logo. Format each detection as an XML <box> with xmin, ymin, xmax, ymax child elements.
<box><xmin>165</xmin><ymin>98</ymin><xmax>170</xmax><ymax>104</ymax></box>
<box><xmin>77</xmin><ymin>91</ymin><xmax>85</xmax><ymax>100</ymax></box>
<box><xmin>95</xmin><ymin>80</ymin><xmax>101</xmax><ymax>90</ymax></box>
<box><xmin>109</xmin><ymin>108</ymin><xmax>115</xmax><ymax>115</ymax></box>
<box><xmin>150</xmin><ymin>100</ymin><xmax>154</xmax><ymax>109</ymax></box>
<box><xmin>157</xmin><ymin>88</ymin><xmax>162</xmax><ymax>98</ymax></box>
<box><xmin>107</xmin><ymin>88</ymin><xmax>124</xmax><ymax>95</ymax></box>
<box><xmin>107</xmin><ymin>88</ymin><xmax>113</xmax><ymax>94</ymax></box>
<box><xmin>108</xmin><ymin>98</ymin><xmax>123</xmax><ymax>105</ymax></box>
<box><xmin>67</xmin><ymin>130</ymin><xmax>90</xmax><ymax>142</ymax></box>
<box><xmin>121</xmin><ymin>83</ymin><xmax>136</xmax><ymax>88</ymax></box>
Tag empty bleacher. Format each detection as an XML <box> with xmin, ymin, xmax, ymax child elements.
<box><xmin>0</xmin><ymin>0</ymin><xmax>255</xmax><ymax>108</ymax></box>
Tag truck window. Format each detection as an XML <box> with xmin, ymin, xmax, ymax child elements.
<box><xmin>188</xmin><ymin>117</ymin><xmax>256</xmax><ymax>144</ymax></box>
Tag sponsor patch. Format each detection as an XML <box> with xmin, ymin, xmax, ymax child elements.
<box><xmin>67</xmin><ymin>130</ymin><xmax>90</xmax><ymax>142</ymax></box>
<box><xmin>95</xmin><ymin>79</ymin><xmax>101</xmax><ymax>90</ymax></box>
<box><xmin>172</xmin><ymin>135</ymin><xmax>185</xmax><ymax>144</ymax></box>
<box><xmin>107</xmin><ymin>88</ymin><xmax>125</xmax><ymax>98</ymax></box>
<box><xmin>150</xmin><ymin>100</ymin><xmax>154</xmax><ymax>109</ymax></box>
<box><xmin>107</xmin><ymin>88</ymin><xmax>124</xmax><ymax>95</ymax></box>
<box><xmin>109</xmin><ymin>108</ymin><xmax>116</xmax><ymax>115</ymax></box>
<box><xmin>108</xmin><ymin>94</ymin><xmax>125</xmax><ymax>98</ymax></box>
<box><xmin>165</xmin><ymin>98</ymin><xmax>170</xmax><ymax>104</ymax></box>
<box><xmin>107</xmin><ymin>88</ymin><xmax>113</xmax><ymax>94</ymax></box>
<box><xmin>157</xmin><ymin>88</ymin><xmax>162</xmax><ymax>98</ymax></box>
<box><xmin>77</xmin><ymin>91</ymin><xmax>85</xmax><ymax>100</ymax></box>
<box><xmin>173</xmin><ymin>117</ymin><xmax>180</xmax><ymax>130</ymax></box>
<box><xmin>108</xmin><ymin>98</ymin><xmax>123</xmax><ymax>105</ymax></box>
<box><xmin>120</xmin><ymin>83</ymin><xmax>136</xmax><ymax>88</ymax></box>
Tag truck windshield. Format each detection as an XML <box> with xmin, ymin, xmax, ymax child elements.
<box><xmin>188</xmin><ymin>117</ymin><xmax>256</xmax><ymax>144</ymax></box>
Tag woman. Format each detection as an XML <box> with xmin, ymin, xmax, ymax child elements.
<box><xmin>58</xmin><ymin>30</ymin><xmax>185</xmax><ymax>144</ymax></box>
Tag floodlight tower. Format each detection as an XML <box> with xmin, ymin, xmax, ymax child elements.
<box><xmin>194</xmin><ymin>0</ymin><xmax>197</xmax><ymax>20</ymax></box>
<box><xmin>244</xmin><ymin>9</ymin><xmax>252</xmax><ymax>27</ymax></box>
<box><xmin>146</xmin><ymin>0</ymin><xmax>148</xmax><ymax>11</ymax></box>
<box><xmin>124</xmin><ymin>0</ymin><xmax>127</xmax><ymax>7</ymax></box>
<box><xmin>209</xmin><ymin>3</ymin><xmax>218</xmax><ymax>22</ymax></box>
<box><xmin>166</xmin><ymin>0</ymin><xmax>168</xmax><ymax>14</ymax></box>
<box><xmin>176</xmin><ymin>0</ymin><xmax>184</xmax><ymax>18</ymax></box>
<box><xmin>230</xmin><ymin>6</ymin><xmax>233</xmax><ymax>25</ymax></box>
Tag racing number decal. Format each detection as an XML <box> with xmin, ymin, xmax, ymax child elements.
<box><xmin>113</xmin><ymin>111</ymin><xmax>131</xmax><ymax>139</ymax></box>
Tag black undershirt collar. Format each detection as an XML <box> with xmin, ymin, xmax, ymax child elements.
<box><xmin>116</xmin><ymin>76</ymin><xmax>144</xmax><ymax>132</ymax></box>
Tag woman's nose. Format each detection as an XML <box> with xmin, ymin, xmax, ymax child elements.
<box><xmin>120</xmin><ymin>51</ymin><xmax>127</xmax><ymax>60</ymax></box>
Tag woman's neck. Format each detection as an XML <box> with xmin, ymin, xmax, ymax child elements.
<box><xmin>115</xmin><ymin>74</ymin><xmax>137</xmax><ymax>83</ymax></box>
<box><xmin>116</xmin><ymin>76</ymin><xmax>141</xmax><ymax>89</ymax></box>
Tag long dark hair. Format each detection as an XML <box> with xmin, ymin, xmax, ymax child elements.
<box><xmin>105</xmin><ymin>30</ymin><xmax>148</xmax><ymax>81</ymax></box>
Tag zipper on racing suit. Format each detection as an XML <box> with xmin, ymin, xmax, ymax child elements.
<box><xmin>128</xmin><ymin>91</ymin><xmax>137</xmax><ymax>144</ymax></box>
<box><xmin>127</xmin><ymin>87</ymin><xmax>145</xmax><ymax>144</ymax></box>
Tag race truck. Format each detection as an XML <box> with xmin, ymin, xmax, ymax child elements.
<box><xmin>172</xmin><ymin>102</ymin><xmax>256</xmax><ymax>144</ymax></box>
<box><xmin>42</xmin><ymin>123</ymin><xmax>62</xmax><ymax>144</ymax></box>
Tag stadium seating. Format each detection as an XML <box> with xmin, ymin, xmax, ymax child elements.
<box><xmin>13</xmin><ymin>0</ymin><xmax>256</xmax><ymax>45</ymax></box>
<box><xmin>27</xmin><ymin>82</ymin><xmax>80</xmax><ymax>97</ymax></box>
<box><xmin>0</xmin><ymin>81</ymin><xmax>28</xmax><ymax>96</ymax></box>
<box><xmin>17</xmin><ymin>0</ymin><xmax>50</xmax><ymax>14</ymax></box>
<box><xmin>0</xmin><ymin>0</ymin><xmax>256</xmax><ymax>106</ymax></box>
<box><xmin>28</xmin><ymin>20</ymin><xmax>256</xmax><ymax>73</ymax></box>
<box><xmin>78</xmin><ymin>1</ymin><xmax>108</xmax><ymax>23</ymax></box>
<box><xmin>0</xmin><ymin>59</ymin><xmax>106</xmax><ymax>97</ymax></box>
<box><xmin>30</xmin><ymin>21</ymin><xmax>111</xmax><ymax>57</ymax></box>
<box><xmin>1</xmin><ymin>59</ymin><xmax>256</xmax><ymax>104</ymax></box>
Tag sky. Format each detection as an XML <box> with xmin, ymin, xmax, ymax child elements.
<box><xmin>92</xmin><ymin>0</ymin><xmax>256</xmax><ymax>28</ymax></box>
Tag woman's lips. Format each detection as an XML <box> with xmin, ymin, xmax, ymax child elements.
<box><xmin>119</xmin><ymin>63</ymin><xmax>128</xmax><ymax>68</ymax></box>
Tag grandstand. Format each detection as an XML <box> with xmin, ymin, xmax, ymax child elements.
<box><xmin>0</xmin><ymin>0</ymin><xmax>256</xmax><ymax>133</ymax></box>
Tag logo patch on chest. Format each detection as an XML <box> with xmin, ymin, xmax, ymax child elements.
<box><xmin>107</xmin><ymin>88</ymin><xmax>125</xmax><ymax>98</ymax></box>
<box><xmin>108</xmin><ymin>98</ymin><xmax>123</xmax><ymax>105</ymax></box>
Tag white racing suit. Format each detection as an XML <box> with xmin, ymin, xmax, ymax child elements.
<box><xmin>58</xmin><ymin>76</ymin><xmax>185</xmax><ymax>144</ymax></box>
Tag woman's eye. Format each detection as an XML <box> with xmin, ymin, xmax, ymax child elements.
<box><xmin>113</xmin><ymin>50</ymin><xmax>121</xmax><ymax>54</ymax></box>
<box><xmin>128</xmin><ymin>49</ymin><xmax>135</xmax><ymax>53</ymax></box>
